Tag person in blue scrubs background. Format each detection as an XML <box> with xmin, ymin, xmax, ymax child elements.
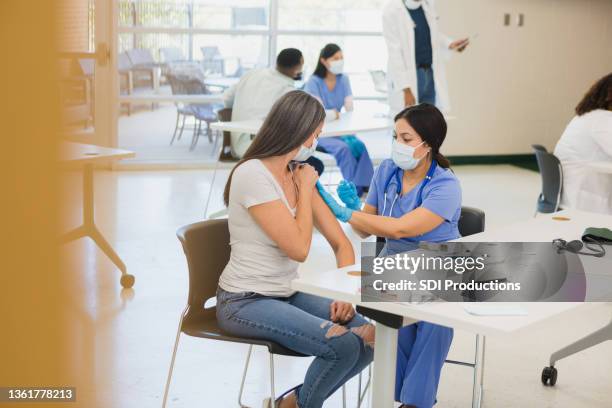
<box><xmin>304</xmin><ymin>43</ymin><xmax>374</xmax><ymax>195</ymax></box>
<box><xmin>317</xmin><ymin>103</ymin><xmax>461</xmax><ymax>408</ymax></box>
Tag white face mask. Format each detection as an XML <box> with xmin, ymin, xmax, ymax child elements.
<box><xmin>403</xmin><ymin>0</ymin><xmax>423</xmax><ymax>10</ymax></box>
<box><xmin>391</xmin><ymin>139</ymin><xmax>428</xmax><ymax>170</ymax></box>
<box><xmin>293</xmin><ymin>138</ymin><xmax>318</xmax><ymax>162</ymax></box>
<box><xmin>328</xmin><ymin>59</ymin><xmax>344</xmax><ymax>75</ymax></box>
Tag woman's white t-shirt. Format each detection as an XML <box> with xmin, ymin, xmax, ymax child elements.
<box><xmin>218</xmin><ymin>159</ymin><xmax>298</xmax><ymax>297</ymax></box>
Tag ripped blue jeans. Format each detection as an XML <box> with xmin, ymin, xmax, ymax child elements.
<box><xmin>216</xmin><ymin>288</ymin><xmax>373</xmax><ymax>408</ymax></box>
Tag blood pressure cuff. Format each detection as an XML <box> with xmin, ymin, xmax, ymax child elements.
<box><xmin>582</xmin><ymin>227</ymin><xmax>612</xmax><ymax>245</ymax></box>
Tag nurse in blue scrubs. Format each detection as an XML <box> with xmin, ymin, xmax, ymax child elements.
<box><xmin>317</xmin><ymin>103</ymin><xmax>460</xmax><ymax>408</ymax></box>
<box><xmin>304</xmin><ymin>43</ymin><xmax>374</xmax><ymax>195</ymax></box>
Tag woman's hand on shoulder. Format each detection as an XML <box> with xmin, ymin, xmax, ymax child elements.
<box><xmin>294</xmin><ymin>164</ymin><xmax>319</xmax><ymax>190</ymax></box>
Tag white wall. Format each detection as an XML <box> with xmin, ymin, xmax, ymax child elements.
<box><xmin>437</xmin><ymin>0</ymin><xmax>612</xmax><ymax>156</ymax></box>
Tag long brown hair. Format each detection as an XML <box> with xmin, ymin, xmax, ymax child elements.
<box><xmin>223</xmin><ymin>90</ymin><xmax>326</xmax><ymax>206</ymax></box>
<box><xmin>575</xmin><ymin>72</ymin><xmax>612</xmax><ymax>116</ymax></box>
<box><xmin>394</xmin><ymin>103</ymin><xmax>451</xmax><ymax>168</ymax></box>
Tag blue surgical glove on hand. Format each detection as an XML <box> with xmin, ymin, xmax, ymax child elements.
<box><xmin>316</xmin><ymin>181</ymin><xmax>354</xmax><ymax>222</ymax></box>
<box><xmin>337</xmin><ymin>180</ymin><xmax>362</xmax><ymax>210</ymax></box>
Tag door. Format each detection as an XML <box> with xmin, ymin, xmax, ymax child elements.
<box><xmin>58</xmin><ymin>0</ymin><xmax>118</xmax><ymax>148</ymax></box>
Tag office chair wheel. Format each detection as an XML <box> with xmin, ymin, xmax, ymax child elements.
<box><xmin>120</xmin><ymin>274</ymin><xmax>135</xmax><ymax>289</ymax></box>
<box><xmin>541</xmin><ymin>366</ymin><xmax>557</xmax><ymax>386</ymax></box>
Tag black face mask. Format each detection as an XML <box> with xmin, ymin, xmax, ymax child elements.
<box><xmin>293</xmin><ymin>72</ymin><xmax>303</xmax><ymax>81</ymax></box>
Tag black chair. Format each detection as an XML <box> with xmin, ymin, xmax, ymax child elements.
<box><xmin>376</xmin><ymin>206</ymin><xmax>485</xmax><ymax>248</ymax></box>
<box><xmin>162</xmin><ymin>219</ymin><xmax>348</xmax><ymax>408</ymax></box>
<box><xmin>532</xmin><ymin>144</ymin><xmax>563</xmax><ymax>215</ymax></box>
<box><xmin>458</xmin><ymin>206</ymin><xmax>486</xmax><ymax>237</ymax></box>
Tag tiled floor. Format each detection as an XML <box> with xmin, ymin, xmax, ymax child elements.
<box><xmin>59</xmin><ymin>164</ymin><xmax>612</xmax><ymax>407</ymax></box>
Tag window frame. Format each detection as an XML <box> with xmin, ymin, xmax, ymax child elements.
<box><xmin>117</xmin><ymin>0</ymin><xmax>384</xmax><ymax>82</ymax></box>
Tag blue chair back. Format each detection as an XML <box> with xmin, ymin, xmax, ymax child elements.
<box><xmin>532</xmin><ymin>145</ymin><xmax>563</xmax><ymax>213</ymax></box>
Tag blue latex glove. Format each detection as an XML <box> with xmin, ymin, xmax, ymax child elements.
<box><xmin>337</xmin><ymin>180</ymin><xmax>362</xmax><ymax>210</ymax></box>
<box><xmin>340</xmin><ymin>135</ymin><xmax>366</xmax><ymax>159</ymax></box>
<box><xmin>316</xmin><ymin>182</ymin><xmax>354</xmax><ymax>222</ymax></box>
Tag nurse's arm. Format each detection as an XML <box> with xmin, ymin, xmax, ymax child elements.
<box><xmin>313</xmin><ymin>190</ymin><xmax>355</xmax><ymax>267</ymax></box>
<box><xmin>351</xmin><ymin>203</ymin><xmax>378</xmax><ymax>239</ymax></box>
<box><xmin>349</xmin><ymin>207</ymin><xmax>444</xmax><ymax>240</ymax></box>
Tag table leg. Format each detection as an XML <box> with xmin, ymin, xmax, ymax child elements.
<box><xmin>371</xmin><ymin>320</ymin><xmax>403</xmax><ymax>407</ymax></box>
<box><xmin>89</xmin><ymin>224</ymin><xmax>126</xmax><ymax>273</ymax></box>
<box><xmin>549</xmin><ymin>317</ymin><xmax>612</xmax><ymax>366</ymax></box>
<box><xmin>153</xmin><ymin>67</ymin><xmax>161</xmax><ymax>93</ymax></box>
<box><xmin>472</xmin><ymin>334</ymin><xmax>486</xmax><ymax>408</ymax></box>
<box><xmin>61</xmin><ymin>164</ymin><xmax>134</xmax><ymax>288</ymax></box>
<box><xmin>60</xmin><ymin>225</ymin><xmax>87</xmax><ymax>243</ymax></box>
<box><xmin>152</xmin><ymin>67</ymin><xmax>161</xmax><ymax>110</ymax></box>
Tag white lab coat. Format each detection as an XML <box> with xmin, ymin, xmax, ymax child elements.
<box><xmin>223</xmin><ymin>68</ymin><xmax>295</xmax><ymax>158</ymax></box>
<box><xmin>554</xmin><ymin>109</ymin><xmax>612</xmax><ymax>215</ymax></box>
<box><xmin>382</xmin><ymin>0</ymin><xmax>453</xmax><ymax>115</ymax></box>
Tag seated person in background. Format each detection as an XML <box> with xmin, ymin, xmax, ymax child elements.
<box><xmin>217</xmin><ymin>91</ymin><xmax>374</xmax><ymax>408</ymax></box>
<box><xmin>304</xmin><ymin>44</ymin><xmax>374</xmax><ymax>194</ymax></box>
<box><xmin>554</xmin><ymin>72</ymin><xmax>612</xmax><ymax>214</ymax></box>
<box><xmin>223</xmin><ymin>48</ymin><xmax>324</xmax><ymax>174</ymax></box>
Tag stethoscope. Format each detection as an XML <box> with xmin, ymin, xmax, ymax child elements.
<box><xmin>381</xmin><ymin>160</ymin><xmax>438</xmax><ymax>217</ymax></box>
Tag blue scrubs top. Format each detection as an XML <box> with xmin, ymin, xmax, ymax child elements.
<box><xmin>304</xmin><ymin>74</ymin><xmax>352</xmax><ymax>111</ymax></box>
<box><xmin>365</xmin><ymin>159</ymin><xmax>461</xmax><ymax>255</ymax></box>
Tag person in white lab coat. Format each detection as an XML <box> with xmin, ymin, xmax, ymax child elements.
<box><xmin>382</xmin><ymin>0</ymin><xmax>469</xmax><ymax>115</ymax></box>
<box><xmin>224</xmin><ymin>49</ymin><xmax>306</xmax><ymax>159</ymax></box>
<box><xmin>554</xmin><ymin>73</ymin><xmax>612</xmax><ymax>214</ymax></box>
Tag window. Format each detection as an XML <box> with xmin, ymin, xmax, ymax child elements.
<box><xmin>277</xmin><ymin>0</ymin><xmax>385</xmax><ymax>32</ymax></box>
<box><xmin>116</xmin><ymin>0</ymin><xmax>387</xmax><ymax>162</ymax></box>
<box><xmin>117</xmin><ymin>0</ymin><xmax>386</xmax><ymax>89</ymax></box>
<box><xmin>119</xmin><ymin>0</ymin><xmax>270</xmax><ymax>30</ymax></box>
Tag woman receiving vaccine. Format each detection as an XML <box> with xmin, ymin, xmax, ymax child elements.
<box><xmin>304</xmin><ymin>43</ymin><xmax>374</xmax><ymax>195</ymax></box>
<box><xmin>317</xmin><ymin>103</ymin><xmax>461</xmax><ymax>408</ymax></box>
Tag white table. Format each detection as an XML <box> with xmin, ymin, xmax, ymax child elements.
<box><xmin>60</xmin><ymin>142</ymin><xmax>136</xmax><ymax>289</ymax></box>
<box><xmin>204</xmin><ymin>77</ymin><xmax>239</xmax><ymax>90</ymax></box>
<box><xmin>292</xmin><ymin>209</ymin><xmax>612</xmax><ymax>407</ymax></box>
<box><xmin>587</xmin><ymin>161</ymin><xmax>612</xmax><ymax>174</ymax></box>
<box><xmin>118</xmin><ymin>94</ymin><xmax>224</xmax><ymax>104</ymax></box>
<box><xmin>211</xmin><ymin>110</ymin><xmax>393</xmax><ymax>138</ymax></box>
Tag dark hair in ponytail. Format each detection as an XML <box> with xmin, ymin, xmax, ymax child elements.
<box><xmin>313</xmin><ymin>43</ymin><xmax>342</xmax><ymax>78</ymax></box>
<box><xmin>393</xmin><ymin>103</ymin><xmax>451</xmax><ymax>168</ymax></box>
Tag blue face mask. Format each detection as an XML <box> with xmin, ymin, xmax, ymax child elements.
<box><xmin>391</xmin><ymin>139</ymin><xmax>428</xmax><ymax>170</ymax></box>
<box><xmin>293</xmin><ymin>138</ymin><xmax>318</xmax><ymax>162</ymax></box>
